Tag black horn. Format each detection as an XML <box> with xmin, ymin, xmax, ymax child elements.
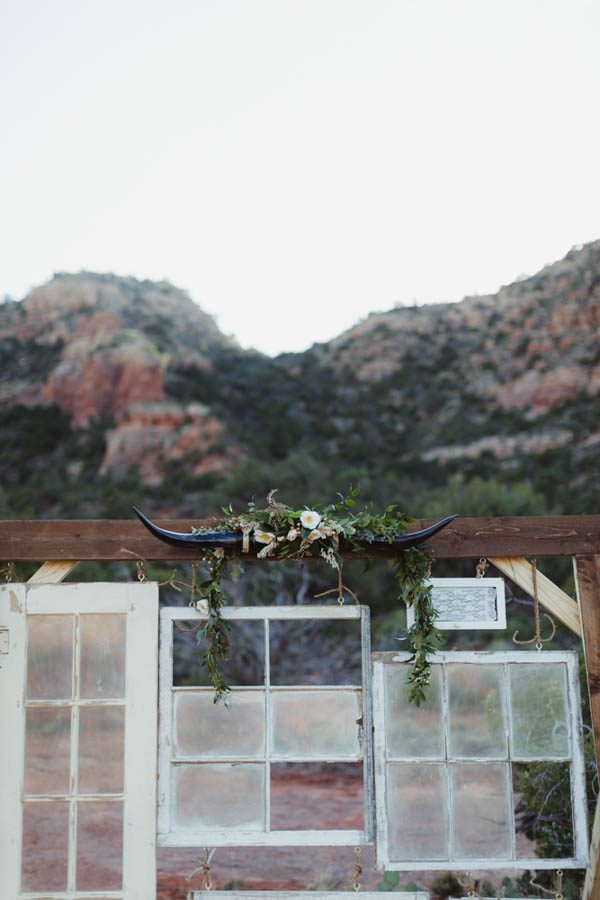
<box><xmin>133</xmin><ymin>506</ymin><xmax>458</xmax><ymax>553</ymax></box>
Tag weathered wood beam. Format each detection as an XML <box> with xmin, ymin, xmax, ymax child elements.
<box><xmin>491</xmin><ymin>556</ymin><xmax>582</xmax><ymax>637</ymax></box>
<box><xmin>574</xmin><ymin>555</ymin><xmax>600</xmax><ymax>900</ymax></box>
<box><xmin>1</xmin><ymin>516</ymin><xmax>599</xmax><ymax>561</ymax></box>
<box><xmin>584</xmin><ymin>800</ymin><xmax>600</xmax><ymax>900</ymax></box>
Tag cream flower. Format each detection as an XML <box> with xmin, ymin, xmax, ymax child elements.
<box><xmin>300</xmin><ymin>509</ymin><xmax>321</xmax><ymax>530</ymax></box>
<box><xmin>286</xmin><ymin>527</ymin><xmax>300</xmax><ymax>541</ymax></box>
<box><xmin>255</xmin><ymin>529</ymin><xmax>276</xmax><ymax>544</ymax></box>
<box><xmin>196</xmin><ymin>598</ymin><xmax>210</xmax><ymax>615</ymax></box>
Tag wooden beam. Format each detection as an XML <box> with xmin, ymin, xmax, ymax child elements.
<box><xmin>574</xmin><ymin>555</ymin><xmax>600</xmax><ymax>900</ymax></box>
<box><xmin>575</xmin><ymin>555</ymin><xmax>600</xmax><ymax>761</ymax></box>
<box><xmin>491</xmin><ymin>556</ymin><xmax>582</xmax><ymax>637</ymax></box>
<box><xmin>584</xmin><ymin>800</ymin><xmax>600</xmax><ymax>900</ymax></box>
<box><xmin>27</xmin><ymin>560</ymin><xmax>78</xmax><ymax>584</ymax></box>
<box><xmin>1</xmin><ymin>515</ymin><xmax>599</xmax><ymax>561</ymax></box>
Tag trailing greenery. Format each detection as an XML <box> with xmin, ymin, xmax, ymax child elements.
<box><xmin>197</xmin><ymin>551</ymin><xmax>232</xmax><ymax>704</ymax></box>
<box><xmin>193</xmin><ymin>488</ymin><xmax>439</xmax><ymax>705</ymax></box>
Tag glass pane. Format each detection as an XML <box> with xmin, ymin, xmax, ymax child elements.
<box><xmin>79</xmin><ymin>706</ymin><xmax>125</xmax><ymax>794</ymax></box>
<box><xmin>80</xmin><ymin>614</ymin><xmax>126</xmax><ymax>699</ymax></box>
<box><xmin>24</xmin><ymin>707</ymin><xmax>71</xmax><ymax>795</ymax></box>
<box><xmin>173</xmin><ymin>620</ymin><xmax>265</xmax><ymax>687</ymax></box>
<box><xmin>510</xmin><ymin>663</ymin><xmax>569</xmax><ymax>758</ymax></box>
<box><xmin>448</xmin><ymin>664</ymin><xmax>507</xmax><ymax>758</ymax></box>
<box><xmin>76</xmin><ymin>800</ymin><xmax>124</xmax><ymax>890</ymax></box>
<box><xmin>270</xmin><ymin>762</ymin><xmax>363</xmax><ymax>830</ymax></box>
<box><xmin>386</xmin><ymin>763</ymin><xmax>448</xmax><ymax>861</ymax></box>
<box><xmin>452</xmin><ymin>763</ymin><xmax>512</xmax><ymax>860</ymax></box>
<box><xmin>175</xmin><ymin>690</ymin><xmax>265</xmax><ymax>758</ymax></box>
<box><xmin>270</xmin><ymin>619</ymin><xmax>362</xmax><ymax>685</ymax></box>
<box><xmin>21</xmin><ymin>801</ymin><xmax>69</xmax><ymax>891</ymax></box>
<box><xmin>271</xmin><ymin>690</ymin><xmax>361</xmax><ymax>759</ymax></box>
<box><xmin>385</xmin><ymin>664</ymin><xmax>444</xmax><ymax>758</ymax></box>
<box><xmin>26</xmin><ymin>615</ymin><xmax>73</xmax><ymax>700</ymax></box>
<box><xmin>173</xmin><ymin>763</ymin><xmax>265</xmax><ymax>830</ymax></box>
<box><xmin>513</xmin><ymin>762</ymin><xmax>574</xmax><ymax>859</ymax></box>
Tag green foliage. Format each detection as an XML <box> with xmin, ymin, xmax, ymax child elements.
<box><xmin>193</xmin><ymin>488</ymin><xmax>437</xmax><ymax>704</ymax></box>
<box><xmin>429</xmin><ymin>872</ymin><xmax>462</xmax><ymax>898</ymax></box>
<box><xmin>197</xmin><ymin>552</ymin><xmax>232</xmax><ymax>704</ymax></box>
<box><xmin>376</xmin><ymin>873</ymin><xmax>420</xmax><ymax>893</ymax></box>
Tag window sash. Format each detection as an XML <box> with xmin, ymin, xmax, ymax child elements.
<box><xmin>372</xmin><ymin>650</ymin><xmax>588</xmax><ymax>870</ymax></box>
<box><xmin>158</xmin><ymin>605</ymin><xmax>373</xmax><ymax>847</ymax></box>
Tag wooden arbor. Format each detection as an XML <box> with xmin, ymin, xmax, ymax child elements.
<box><xmin>2</xmin><ymin>515</ymin><xmax>600</xmax><ymax>896</ymax></box>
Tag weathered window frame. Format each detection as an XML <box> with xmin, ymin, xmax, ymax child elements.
<box><xmin>158</xmin><ymin>604</ymin><xmax>374</xmax><ymax>847</ymax></box>
<box><xmin>372</xmin><ymin>650</ymin><xmax>588</xmax><ymax>871</ymax></box>
<box><xmin>0</xmin><ymin>582</ymin><xmax>158</xmax><ymax>900</ymax></box>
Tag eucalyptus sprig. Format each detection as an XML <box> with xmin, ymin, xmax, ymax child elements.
<box><xmin>193</xmin><ymin>488</ymin><xmax>439</xmax><ymax>705</ymax></box>
<box><xmin>393</xmin><ymin>548</ymin><xmax>443</xmax><ymax>706</ymax></box>
<box><xmin>196</xmin><ymin>551</ymin><xmax>232</xmax><ymax>705</ymax></box>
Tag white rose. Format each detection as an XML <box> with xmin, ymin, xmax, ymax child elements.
<box><xmin>286</xmin><ymin>527</ymin><xmax>299</xmax><ymax>541</ymax></box>
<box><xmin>300</xmin><ymin>509</ymin><xmax>321</xmax><ymax>530</ymax></box>
<box><xmin>196</xmin><ymin>598</ymin><xmax>210</xmax><ymax>615</ymax></box>
<box><xmin>255</xmin><ymin>529</ymin><xmax>276</xmax><ymax>544</ymax></box>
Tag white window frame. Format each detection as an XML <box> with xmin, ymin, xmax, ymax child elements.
<box><xmin>188</xmin><ymin>893</ymin><xmax>430</xmax><ymax>900</ymax></box>
<box><xmin>0</xmin><ymin>582</ymin><xmax>158</xmax><ymax>900</ymax></box>
<box><xmin>406</xmin><ymin>578</ymin><xmax>507</xmax><ymax>631</ymax></box>
<box><xmin>372</xmin><ymin>650</ymin><xmax>588</xmax><ymax>871</ymax></box>
<box><xmin>158</xmin><ymin>605</ymin><xmax>374</xmax><ymax>847</ymax></box>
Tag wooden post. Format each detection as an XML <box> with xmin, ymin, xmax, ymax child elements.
<box><xmin>574</xmin><ymin>555</ymin><xmax>600</xmax><ymax>900</ymax></box>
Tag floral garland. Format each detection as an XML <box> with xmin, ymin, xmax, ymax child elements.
<box><xmin>193</xmin><ymin>489</ymin><xmax>441</xmax><ymax>706</ymax></box>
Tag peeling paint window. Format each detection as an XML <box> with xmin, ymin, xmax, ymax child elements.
<box><xmin>158</xmin><ymin>606</ymin><xmax>373</xmax><ymax>847</ymax></box>
<box><xmin>372</xmin><ymin>651</ymin><xmax>588</xmax><ymax>871</ymax></box>
<box><xmin>0</xmin><ymin>583</ymin><xmax>157</xmax><ymax>899</ymax></box>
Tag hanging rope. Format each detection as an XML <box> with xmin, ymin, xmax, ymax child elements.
<box><xmin>314</xmin><ymin>583</ymin><xmax>360</xmax><ymax>606</ymax></box>
<box><xmin>186</xmin><ymin>847</ymin><xmax>214</xmax><ymax>888</ymax></box>
<box><xmin>530</xmin><ymin>869</ymin><xmax>563</xmax><ymax>900</ymax></box>
<box><xmin>120</xmin><ymin>549</ymin><xmax>208</xmax><ymax>633</ymax></box>
<box><xmin>512</xmin><ymin>557</ymin><xmax>556</xmax><ymax>650</ymax></box>
<box><xmin>457</xmin><ymin>871</ymin><xmax>479</xmax><ymax>899</ymax></box>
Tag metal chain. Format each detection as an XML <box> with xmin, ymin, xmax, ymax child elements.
<box><xmin>1</xmin><ymin>561</ymin><xmax>16</xmax><ymax>582</ymax></box>
<box><xmin>475</xmin><ymin>557</ymin><xmax>489</xmax><ymax>578</ymax></box>
<box><xmin>351</xmin><ymin>846</ymin><xmax>362</xmax><ymax>892</ymax></box>
<box><xmin>513</xmin><ymin>558</ymin><xmax>556</xmax><ymax>650</ymax></box>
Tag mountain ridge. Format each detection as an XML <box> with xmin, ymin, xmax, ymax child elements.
<box><xmin>0</xmin><ymin>241</ymin><xmax>599</xmax><ymax>519</ymax></box>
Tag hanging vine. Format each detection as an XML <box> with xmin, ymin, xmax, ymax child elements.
<box><xmin>191</xmin><ymin>488</ymin><xmax>441</xmax><ymax>706</ymax></box>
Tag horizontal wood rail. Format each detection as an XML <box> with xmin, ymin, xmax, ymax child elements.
<box><xmin>0</xmin><ymin>515</ymin><xmax>599</xmax><ymax>561</ymax></box>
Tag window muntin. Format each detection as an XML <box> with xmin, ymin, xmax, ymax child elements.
<box><xmin>373</xmin><ymin>651</ymin><xmax>588</xmax><ymax>870</ymax></box>
<box><xmin>158</xmin><ymin>605</ymin><xmax>373</xmax><ymax>846</ymax></box>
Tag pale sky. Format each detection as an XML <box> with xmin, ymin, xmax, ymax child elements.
<box><xmin>1</xmin><ymin>0</ymin><xmax>599</xmax><ymax>355</ymax></box>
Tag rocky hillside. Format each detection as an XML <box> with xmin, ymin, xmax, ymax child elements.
<box><xmin>1</xmin><ymin>243</ymin><xmax>599</xmax><ymax>520</ymax></box>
